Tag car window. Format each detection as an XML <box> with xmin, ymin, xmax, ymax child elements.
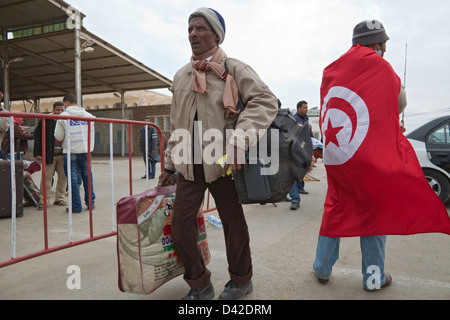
<box><xmin>427</xmin><ymin>123</ymin><xmax>450</xmax><ymax>144</ymax></box>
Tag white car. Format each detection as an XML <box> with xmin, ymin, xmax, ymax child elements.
<box><xmin>407</xmin><ymin>116</ymin><xmax>450</xmax><ymax>203</ymax></box>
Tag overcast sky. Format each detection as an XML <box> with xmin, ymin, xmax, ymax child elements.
<box><xmin>68</xmin><ymin>0</ymin><xmax>450</xmax><ymax>128</ymax></box>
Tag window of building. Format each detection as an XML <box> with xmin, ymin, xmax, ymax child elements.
<box><xmin>164</xmin><ymin>116</ymin><xmax>170</xmax><ymax>132</ymax></box>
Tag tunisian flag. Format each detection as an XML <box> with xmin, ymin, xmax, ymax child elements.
<box><xmin>319</xmin><ymin>45</ymin><xmax>450</xmax><ymax>238</ymax></box>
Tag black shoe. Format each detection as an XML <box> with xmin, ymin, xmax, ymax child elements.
<box><xmin>299</xmin><ymin>189</ymin><xmax>309</xmax><ymax>195</ymax></box>
<box><xmin>182</xmin><ymin>281</ymin><xmax>215</xmax><ymax>300</ymax></box>
<box><xmin>219</xmin><ymin>280</ymin><xmax>253</xmax><ymax>300</ymax></box>
<box><xmin>290</xmin><ymin>202</ymin><xmax>300</xmax><ymax>210</ymax></box>
<box><xmin>315</xmin><ymin>275</ymin><xmax>330</xmax><ymax>284</ymax></box>
<box><xmin>66</xmin><ymin>208</ymin><xmax>82</xmax><ymax>214</ymax></box>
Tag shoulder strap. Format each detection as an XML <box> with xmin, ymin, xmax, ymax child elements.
<box><xmin>224</xmin><ymin>59</ymin><xmax>246</xmax><ymax>114</ymax></box>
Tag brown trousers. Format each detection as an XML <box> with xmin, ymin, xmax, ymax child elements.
<box><xmin>172</xmin><ymin>165</ymin><xmax>253</xmax><ymax>289</ymax></box>
<box><xmin>39</xmin><ymin>155</ymin><xmax>67</xmax><ymax>205</ymax></box>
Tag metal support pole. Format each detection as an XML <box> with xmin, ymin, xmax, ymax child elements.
<box><xmin>109</xmin><ymin>123</ymin><xmax>116</xmax><ymax>232</ymax></box>
<box><xmin>34</xmin><ymin>98</ymin><xmax>40</xmax><ymax>126</ymax></box>
<box><xmin>121</xmin><ymin>91</ymin><xmax>125</xmax><ymax>157</ymax></box>
<box><xmin>74</xmin><ymin>19</ymin><xmax>82</xmax><ymax>107</ymax></box>
<box><xmin>9</xmin><ymin>117</ymin><xmax>16</xmax><ymax>259</ymax></box>
<box><xmin>2</xmin><ymin>29</ymin><xmax>10</xmax><ymax>111</ymax></box>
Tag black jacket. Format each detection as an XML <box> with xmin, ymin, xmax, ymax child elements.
<box><xmin>33</xmin><ymin>118</ymin><xmax>60</xmax><ymax>164</ymax></box>
<box><xmin>139</xmin><ymin>125</ymin><xmax>158</xmax><ymax>154</ymax></box>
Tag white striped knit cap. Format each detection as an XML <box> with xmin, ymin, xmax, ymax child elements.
<box><xmin>189</xmin><ymin>7</ymin><xmax>226</xmax><ymax>45</ymax></box>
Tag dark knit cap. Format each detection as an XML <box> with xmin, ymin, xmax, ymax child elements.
<box><xmin>353</xmin><ymin>20</ymin><xmax>390</xmax><ymax>46</ymax></box>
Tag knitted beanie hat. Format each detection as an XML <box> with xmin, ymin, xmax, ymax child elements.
<box><xmin>189</xmin><ymin>7</ymin><xmax>226</xmax><ymax>44</ymax></box>
<box><xmin>353</xmin><ymin>20</ymin><xmax>390</xmax><ymax>46</ymax></box>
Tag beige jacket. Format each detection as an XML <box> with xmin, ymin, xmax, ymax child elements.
<box><xmin>165</xmin><ymin>57</ymin><xmax>279</xmax><ymax>183</ymax></box>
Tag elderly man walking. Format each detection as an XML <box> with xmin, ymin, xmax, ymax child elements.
<box><xmin>159</xmin><ymin>8</ymin><xmax>278</xmax><ymax>300</ymax></box>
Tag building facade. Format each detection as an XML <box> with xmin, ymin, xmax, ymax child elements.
<box><xmin>11</xmin><ymin>90</ymin><xmax>172</xmax><ymax>157</ymax></box>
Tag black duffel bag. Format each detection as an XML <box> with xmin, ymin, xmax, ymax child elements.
<box><xmin>234</xmin><ymin>109</ymin><xmax>313</xmax><ymax>205</ymax></box>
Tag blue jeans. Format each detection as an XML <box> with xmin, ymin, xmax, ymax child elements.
<box><xmin>64</xmin><ymin>154</ymin><xmax>96</xmax><ymax>212</ymax></box>
<box><xmin>289</xmin><ymin>182</ymin><xmax>301</xmax><ymax>204</ymax></box>
<box><xmin>6</xmin><ymin>153</ymin><xmax>23</xmax><ymax>160</ymax></box>
<box><xmin>143</xmin><ymin>155</ymin><xmax>156</xmax><ymax>179</ymax></box>
<box><xmin>1</xmin><ymin>148</ymin><xmax>8</xmax><ymax>160</ymax></box>
<box><xmin>313</xmin><ymin>235</ymin><xmax>387</xmax><ymax>290</ymax></box>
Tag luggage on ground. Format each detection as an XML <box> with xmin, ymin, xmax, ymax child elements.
<box><xmin>0</xmin><ymin>160</ymin><xmax>24</xmax><ymax>218</ymax></box>
<box><xmin>23</xmin><ymin>171</ymin><xmax>40</xmax><ymax>207</ymax></box>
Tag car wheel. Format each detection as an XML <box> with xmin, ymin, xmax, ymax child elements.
<box><xmin>423</xmin><ymin>169</ymin><xmax>450</xmax><ymax>203</ymax></box>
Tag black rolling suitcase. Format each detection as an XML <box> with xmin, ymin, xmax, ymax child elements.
<box><xmin>0</xmin><ymin>160</ymin><xmax>24</xmax><ymax>218</ymax></box>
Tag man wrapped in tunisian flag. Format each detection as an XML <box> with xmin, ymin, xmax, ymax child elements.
<box><xmin>314</xmin><ymin>20</ymin><xmax>450</xmax><ymax>292</ymax></box>
<box><xmin>319</xmin><ymin>43</ymin><xmax>450</xmax><ymax>239</ymax></box>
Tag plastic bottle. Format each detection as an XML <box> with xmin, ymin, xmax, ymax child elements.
<box><xmin>208</xmin><ymin>215</ymin><xmax>223</xmax><ymax>228</ymax></box>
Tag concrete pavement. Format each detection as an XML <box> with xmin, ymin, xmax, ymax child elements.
<box><xmin>0</xmin><ymin>158</ymin><xmax>449</xmax><ymax>300</ymax></box>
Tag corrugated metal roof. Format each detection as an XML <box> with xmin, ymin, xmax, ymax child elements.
<box><xmin>0</xmin><ymin>0</ymin><xmax>76</xmax><ymax>30</ymax></box>
<box><xmin>0</xmin><ymin>0</ymin><xmax>172</xmax><ymax>102</ymax></box>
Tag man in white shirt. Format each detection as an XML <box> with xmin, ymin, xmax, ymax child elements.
<box><xmin>55</xmin><ymin>93</ymin><xmax>96</xmax><ymax>214</ymax></box>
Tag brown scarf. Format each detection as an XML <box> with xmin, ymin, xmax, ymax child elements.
<box><xmin>191</xmin><ymin>46</ymin><xmax>241</xmax><ymax>119</ymax></box>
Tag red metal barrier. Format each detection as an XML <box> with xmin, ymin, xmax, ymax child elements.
<box><xmin>0</xmin><ymin>112</ymin><xmax>166</xmax><ymax>269</ymax></box>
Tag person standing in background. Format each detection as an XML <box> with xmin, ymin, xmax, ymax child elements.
<box><xmin>2</xmin><ymin>111</ymin><xmax>34</xmax><ymax>160</ymax></box>
<box><xmin>34</xmin><ymin>102</ymin><xmax>67</xmax><ymax>210</ymax></box>
<box><xmin>55</xmin><ymin>93</ymin><xmax>96</xmax><ymax>214</ymax></box>
<box><xmin>139</xmin><ymin>118</ymin><xmax>159</xmax><ymax>180</ymax></box>
<box><xmin>289</xmin><ymin>101</ymin><xmax>313</xmax><ymax>210</ymax></box>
